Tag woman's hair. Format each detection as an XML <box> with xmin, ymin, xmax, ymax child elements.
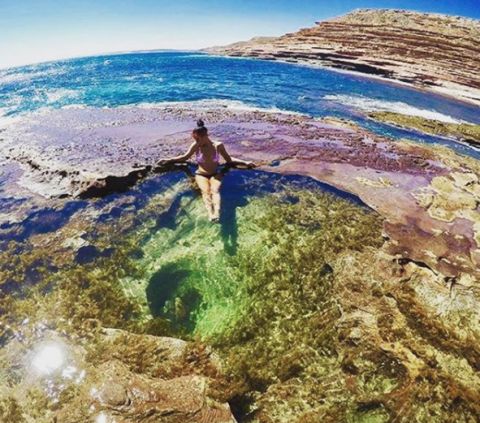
<box><xmin>193</xmin><ymin>119</ymin><xmax>208</xmax><ymax>136</ymax></box>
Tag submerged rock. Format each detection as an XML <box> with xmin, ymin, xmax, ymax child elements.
<box><xmin>0</xmin><ymin>326</ymin><xmax>236</xmax><ymax>423</ymax></box>
<box><xmin>89</xmin><ymin>363</ymin><xmax>235</xmax><ymax>423</ymax></box>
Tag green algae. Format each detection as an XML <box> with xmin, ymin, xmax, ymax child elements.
<box><xmin>122</xmin><ymin>185</ymin><xmax>269</xmax><ymax>336</ymax></box>
<box><xmin>346</xmin><ymin>406</ymin><xmax>390</xmax><ymax>423</ymax></box>
<box><xmin>1</xmin><ymin>173</ymin><xmax>385</xmax><ymax>421</ymax></box>
<box><xmin>1</xmin><ymin>248</ymin><xmax>142</xmax><ymax>336</ymax></box>
<box><xmin>204</xmin><ymin>192</ymin><xmax>385</xmax><ymax>421</ymax></box>
<box><xmin>369</xmin><ymin>111</ymin><xmax>480</xmax><ymax>145</ymax></box>
<box><xmin>2</xmin><ymin>171</ymin><xmax>480</xmax><ymax>422</ymax></box>
<box><xmin>0</xmin><ymin>397</ymin><xmax>25</xmax><ymax>423</ymax></box>
<box><xmin>120</xmin><ymin>182</ymin><xmax>389</xmax><ymax>420</ymax></box>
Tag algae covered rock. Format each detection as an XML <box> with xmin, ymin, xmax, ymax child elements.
<box><xmin>369</xmin><ymin>111</ymin><xmax>480</xmax><ymax>146</ymax></box>
<box><xmin>0</xmin><ymin>325</ymin><xmax>236</xmax><ymax>423</ymax></box>
<box><xmin>87</xmin><ymin>361</ymin><xmax>236</xmax><ymax>423</ymax></box>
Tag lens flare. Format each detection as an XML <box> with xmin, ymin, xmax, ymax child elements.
<box><xmin>96</xmin><ymin>412</ymin><xmax>108</xmax><ymax>423</ymax></box>
<box><xmin>31</xmin><ymin>343</ymin><xmax>65</xmax><ymax>375</ymax></box>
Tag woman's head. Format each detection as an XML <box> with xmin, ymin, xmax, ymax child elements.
<box><xmin>192</xmin><ymin>119</ymin><xmax>208</xmax><ymax>141</ymax></box>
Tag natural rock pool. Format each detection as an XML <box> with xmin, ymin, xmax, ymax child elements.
<box><xmin>2</xmin><ymin>164</ymin><xmax>480</xmax><ymax>422</ymax></box>
<box><xmin>0</xmin><ymin>167</ymin><xmax>385</xmax><ymax>421</ymax></box>
<box><xmin>1</xmin><ymin>52</ymin><xmax>480</xmax><ymax>422</ymax></box>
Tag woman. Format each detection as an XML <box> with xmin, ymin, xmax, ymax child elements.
<box><xmin>158</xmin><ymin>119</ymin><xmax>255</xmax><ymax>222</ymax></box>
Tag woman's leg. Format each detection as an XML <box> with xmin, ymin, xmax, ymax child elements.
<box><xmin>210</xmin><ymin>174</ymin><xmax>223</xmax><ymax>220</ymax></box>
<box><xmin>195</xmin><ymin>174</ymin><xmax>214</xmax><ymax>219</ymax></box>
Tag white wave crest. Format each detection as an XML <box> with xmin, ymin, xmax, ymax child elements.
<box><xmin>324</xmin><ymin>94</ymin><xmax>465</xmax><ymax>124</ymax></box>
<box><xmin>45</xmin><ymin>88</ymin><xmax>81</xmax><ymax>103</ymax></box>
<box><xmin>0</xmin><ymin>99</ymin><xmax>302</xmax><ymax>128</ymax></box>
<box><xmin>0</xmin><ymin>111</ymin><xmax>23</xmax><ymax>129</ymax></box>
<box><xmin>132</xmin><ymin>99</ymin><xmax>304</xmax><ymax>115</ymax></box>
<box><xmin>0</xmin><ymin>66</ymin><xmax>68</xmax><ymax>86</ymax></box>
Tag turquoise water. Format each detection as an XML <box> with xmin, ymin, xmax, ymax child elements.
<box><xmin>1</xmin><ymin>51</ymin><xmax>480</xmax><ymax>157</ymax></box>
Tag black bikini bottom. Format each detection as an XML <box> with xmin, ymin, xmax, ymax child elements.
<box><xmin>195</xmin><ymin>172</ymin><xmax>221</xmax><ymax>178</ymax></box>
<box><xmin>195</xmin><ymin>166</ymin><xmax>227</xmax><ymax>178</ymax></box>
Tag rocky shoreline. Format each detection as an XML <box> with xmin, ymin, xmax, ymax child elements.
<box><xmin>1</xmin><ymin>104</ymin><xmax>479</xmax><ymax>279</ymax></box>
<box><xmin>203</xmin><ymin>9</ymin><xmax>480</xmax><ymax>106</ymax></box>
<box><xmin>1</xmin><ymin>103</ymin><xmax>480</xmax><ymax>421</ymax></box>
<box><xmin>368</xmin><ymin>110</ymin><xmax>480</xmax><ymax>147</ymax></box>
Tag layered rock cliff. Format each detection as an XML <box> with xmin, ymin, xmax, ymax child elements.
<box><xmin>204</xmin><ymin>9</ymin><xmax>480</xmax><ymax>105</ymax></box>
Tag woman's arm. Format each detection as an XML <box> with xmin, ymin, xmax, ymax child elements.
<box><xmin>158</xmin><ymin>142</ymin><xmax>198</xmax><ymax>165</ymax></box>
<box><xmin>218</xmin><ymin>143</ymin><xmax>255</xmax><ymax>168</ymax></box>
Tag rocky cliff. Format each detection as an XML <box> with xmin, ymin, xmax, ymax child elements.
<box><xmin>204</xmin><ymin>9</ymin><xmax>480</xmax><ymax>105</ymax></box>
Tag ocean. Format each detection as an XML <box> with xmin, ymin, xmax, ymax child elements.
<box><xmin>1</xmin><ymin>51</ymin><xmax>480</xmax><ymax>157</ymax></box>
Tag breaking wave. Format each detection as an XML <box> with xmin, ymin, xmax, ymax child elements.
<box><xmin>324</xmin><ymin>94</ymin><xmax>467</xmax><ymax>124</ymax></box>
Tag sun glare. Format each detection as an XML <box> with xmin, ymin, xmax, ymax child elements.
<box><xmin>31</xmin><ymin>343</ymin><xmax>66</xmax><ymax>375</ymax></box>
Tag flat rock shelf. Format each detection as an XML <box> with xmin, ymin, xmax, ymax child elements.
<box><xmin>1</xmin><ymin>103</ymin><xmax>480</xmax><ymax>422</ymax></box>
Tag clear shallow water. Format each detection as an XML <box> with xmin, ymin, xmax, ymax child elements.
<box><xmin>0</xmin><ymin>168</ymin><xmax>366</xmax><ymax>291</ymax></box>
<box><xmin>1</xmin><ymin>51</ymin><xmax>480</xmax><ymax>158</ymax></box>
<box><xmin>0</xmin><ymin>164</ymin><xmax>387</xmax><ymax>422</ymax></box>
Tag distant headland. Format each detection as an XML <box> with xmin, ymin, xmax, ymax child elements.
<box><xmin>204</xmin><ymin>9</ymin><xmax>480</xmax><ymax>106</ymax></box>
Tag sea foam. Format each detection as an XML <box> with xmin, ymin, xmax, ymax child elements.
<box><xmin>0</xmin><ymin>66</ymin><xmax>68</xmax><ymax>86</ymax></box>
<box><xmin>45</xmin><ymin>88</ymin><xmax>82</xmax><ymax>103</ymax></box>
<box><xmin>133</xmin><ymin>99</ymin><xmax>304</xmax><ymax>115</ymax></box>
<box><xmin>324</xmin><ymin>94</ymin><xmax>466</xmax><ymax>124</ymax></box>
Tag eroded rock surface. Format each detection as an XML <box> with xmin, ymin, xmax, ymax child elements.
<box><xmin>204</xmin><ymin>9</ymin><xmax>480</xmax><ymax>105</ymax></box>
<box><xmin>1</xmin><ymin>104</ymin><xmax>478</xmax><ymax>279</ymax></box>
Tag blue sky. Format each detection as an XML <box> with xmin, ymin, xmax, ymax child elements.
<box><xmin>1</xmin><ymin>0</ymin><xmax>479</xmax><ymax>69</ymax></box>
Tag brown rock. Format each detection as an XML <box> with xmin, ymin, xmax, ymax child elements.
<box><xmin>90</xmin><ymin>360</ymin><xmax>235</xmax><ymax>423</ymax></box>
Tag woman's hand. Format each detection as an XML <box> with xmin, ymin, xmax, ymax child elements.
<box><xmin>232</xmin><ymin>160</ymin><xmax>256</xmax><ymax>168</ymax></box>
<box><xmin>157</xmin><ymin>158</ymin><xmax>172</xmax><ymax>166</ymax></box>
